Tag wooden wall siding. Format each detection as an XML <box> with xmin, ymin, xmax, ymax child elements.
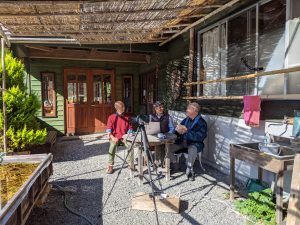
<box><xmin>29</xmin><ymin>59</ymin><xmax>140</xmax><ymax>135</ymax></box>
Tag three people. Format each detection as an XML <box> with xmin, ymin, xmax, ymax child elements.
<box><xmin>105</xmin><ymin>100</ymin><xmax>207</xmax><ymax>181</ymax></box>
<box><xmin>106</xmin><ymin>101</ymin><xmax>132</xmax><ymax>174</ymax></box>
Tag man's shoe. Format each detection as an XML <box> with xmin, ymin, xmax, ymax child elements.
<box><xmin>106</xmin><ymin>165</ymin><xmax>113</xmax><ymax>174</ymax></box>
<box><xmin>186</xmin><ymin>167</ymin><xmax>195</xmax><ymax>181</ymax></box>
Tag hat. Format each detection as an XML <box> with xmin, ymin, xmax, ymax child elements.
<box><xmin>153</xmin><ymin>101</ymin><xmax>164</xmax><ymax>108</ymax></box>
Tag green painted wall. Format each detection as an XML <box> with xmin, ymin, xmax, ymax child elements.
<box><xmin>28</xmin><ymin>58</ymin><xmax>140</xmax><ymax>135</ymax></box>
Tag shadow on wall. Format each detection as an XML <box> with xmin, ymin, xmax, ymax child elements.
<box><xmin>37</xmin><ymin>118</ymin><xmax>64</xmax><ymax>136</ymax></box>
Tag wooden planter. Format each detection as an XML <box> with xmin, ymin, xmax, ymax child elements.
<box><xmin>0</xmin><ymin>154</ymin><xmax>53</xmax><ymax>225</ymax></box>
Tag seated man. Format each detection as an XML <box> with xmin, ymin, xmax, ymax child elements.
<box><xmin>106</xmin><ymin>101</ymin><xmax>132</xmax><ymax>174</ymax></box>
<box><xmin>149</xmin><ymin>101</ymin><xmax>175</xmax><ymax>165</ymax></box>
<box><xmin>149</xmin><ymin>101</ymin><xmax>175</xmax><ymax>134</ymax></box>
<box><xmin>170</xmin><ymin>102</ymin><xmax>207</xmax><ymax>180</ymax></box>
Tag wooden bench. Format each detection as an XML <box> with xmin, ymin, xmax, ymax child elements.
<box><xmin>46</xmin><ymin>131</ymin><xmax>57</xmax><ymax>151</ymax></box>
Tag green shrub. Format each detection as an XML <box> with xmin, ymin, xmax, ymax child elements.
<box><xmin>235</xmin><ymin>188</ymin><xmax>276</xmax><ymax>225</ymax></box>
<box><xmin>6</xmin><ymin>126</ymin><xmax>47</xmax><ymax>151</ymax></box>
<box><xmin>0</xmin><ymin>51</ymin><xmax>25</xmax><ymax>90</ymax></box>
<box><xmin>0</xmin><ymin>50</ymin><xmax>46</xmax><ymax>152</ymax></box>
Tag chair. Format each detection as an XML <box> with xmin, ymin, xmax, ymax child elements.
<box><xmin>174</xmin><ymin>148</ymin><xmax>205</xmax><ymax>171</ymax></box>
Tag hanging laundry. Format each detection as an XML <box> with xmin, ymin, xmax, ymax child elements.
<box><xmin>243</xmin><ymin>96</ymin><xmax>261</xmax><ymax>127</ymax></box>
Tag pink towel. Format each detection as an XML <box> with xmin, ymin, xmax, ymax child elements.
<box><xmin>243</xmin><ymin>96</ymin><xmax>261</xmax><ymax>127</ymax></box>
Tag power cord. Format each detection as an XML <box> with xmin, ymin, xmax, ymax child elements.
<box><xmin>51</xmin><ymin>184</ymin><xmax>97</xmax><ymax>225</ymax></box>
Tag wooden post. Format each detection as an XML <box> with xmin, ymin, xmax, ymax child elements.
<box><xmin>287</xmin><ymin>154</ymin><xmax>300</xmax><ymax>225</ymax></box>
<box><xmin>258</xmin><ymin>167</ymin><xmax>263</xmax><ymax>182</ymax></box>
<box><xmin>230</xmin><ymin>156</ymin><xmax>235</xmax><ymax>200</ymax></box>
<box><xmin>165</xmin><ymin>143</ymin><xmax>171</xmax><ymax>181</ymax></box>
<box><xmin>276</xmin><ymin>170</ymin><xmax>284</xmax><ymax>225</ymax></box>
<box><xmin>187</xmin><ymin>28</ymin><xmax>195</xmax><ymax>102</ymax></box>
<box><xmin>1</xmin><ymin>38</ymin><xmax>7</xmax><ymax>152</ymax></box>
<box><xmin>138</xmin><ymin>146</ymin><xmax>143</xmax><ymax>186</ymax></box>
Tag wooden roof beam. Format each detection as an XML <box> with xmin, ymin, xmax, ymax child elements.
<box><xmin>25</xmin><ymin>44</ymin><xmax>54</xmax><ymax>52</ymax></box>
<box><xmin>28</xmin><ymin>48</ymin><xmax>151</xmax><ymax>64</ymax></box>
<box><xmin>159</xmin><ymin>0</ymin><xmax>242</xmax><ymax>46</ymax></box>
<box><xmin>0</xmin><ymin>5</ymin><xmax>222</xmax><ymax>17</ymax></box>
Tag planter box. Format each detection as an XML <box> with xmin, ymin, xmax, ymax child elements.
<box><xmin>0</xmin><ymin>154</ymin><xmax>53</xmax><ymax>225</ymax></box>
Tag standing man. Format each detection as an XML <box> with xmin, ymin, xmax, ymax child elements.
<box><xmin>106</xmin><ymin>101</ymin><xmax>132</xmax><ymax>174</ymax></box>
<box><xmin>170</xmin><ymin>102</ymin><xmax>207</xmax><ymax>180</ymax></box>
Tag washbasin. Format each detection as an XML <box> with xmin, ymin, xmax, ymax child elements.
<box><xmin>234</xmin><ymin>142</ymin><xmax>297</xmax><ymax>159</ymax></box>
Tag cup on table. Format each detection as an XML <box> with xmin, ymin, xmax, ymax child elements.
<box><xmin>157</xmin><ymin>133</ymin><xmax>165</xmax><ymax>139</ymax></box>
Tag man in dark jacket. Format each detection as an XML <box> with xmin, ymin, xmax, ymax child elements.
<box><xmin>170</xmin><ymin>102</ymin><xmax>207</xmax><ymax>180</ymax></box>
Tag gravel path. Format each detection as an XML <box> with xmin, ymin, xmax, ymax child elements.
<box><xmin>26</xmin><ymin>136</ymin><xmax>247</xmax><ymax>225</ymax></box>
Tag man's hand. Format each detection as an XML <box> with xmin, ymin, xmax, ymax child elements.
<box><xmin>109</xmin><ymin>134</ymin><xmax>119</xmax><ymax>142</ymax></box>
<box><xmin>176</xmin><ymin>124</ymin><xmax>188</xmax><ymax>134</ymax></box>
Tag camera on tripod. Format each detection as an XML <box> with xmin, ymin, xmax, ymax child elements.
<box><xmin>130</xmin><ymin>114</ymin><xmax>149</xmax><ymax>126</ymax></box>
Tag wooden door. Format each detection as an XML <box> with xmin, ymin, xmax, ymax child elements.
<box><xmin>64</xmin><ymin>69</ymin><xmax>115</xmax><ymax>134</ymax></box>
<box><xmin>90</xmin><ymin>70</ymin><xmax>115</xmax><ymax>133</ymax></box>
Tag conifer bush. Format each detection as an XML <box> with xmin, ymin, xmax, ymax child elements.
<box><xmin>0</xmin><ymin>51</ymin><xmax>46</xmax><ymax>152</ymax></box>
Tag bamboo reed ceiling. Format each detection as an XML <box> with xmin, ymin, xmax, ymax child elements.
<box><xmin>0</xmin><ymin>0</ymin><xmax>232</xmax><ymax>44</ymax></box>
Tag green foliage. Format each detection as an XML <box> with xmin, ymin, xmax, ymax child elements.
<box><xmin>0</xmin><ymin>50</ymin><xmax>46</xmax><ymax>152</ymax></box>
<box><xmin>3</xmin><ymin>86</ymin><xmax>40</xmax><ymax>130</ymax></box>
<box><xmin>162</xmin><ymin>55</ymin><xmax>189</xmax><ymax>111</ymax></box>
<box><xmin>235</xmin><ymin>188</ymin><xmax>276</xmax><ymax>225</ymax></box>
<box><xmin>6</xmin><ymin>126</ymin><xmax>47</xmax><ymax>151</ymax></box>
<box><xmin>0</xmin><ymin>51</ymin><xmax>25</xmax><ymax>90</ymax></box>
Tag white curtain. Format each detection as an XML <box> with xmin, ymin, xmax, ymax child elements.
<box><xmin>202</xmin><ymin>26</ymin><xmax>221</xmax><ymax>96</ymax></box>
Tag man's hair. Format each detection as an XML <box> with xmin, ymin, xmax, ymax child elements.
<box><xmin>188</xmin><ymin>102</ymin><xmax>200</xmax><ymax>113</ymax></box>
<box><xmin>153</xmin><ymin>101</ymin><xmax>163</xmax><ymax>108</ymax></box>
<box><xmin>114</xmin><ymin>101</ymin><xmax>124</xmax><ymax>109</ymax></box>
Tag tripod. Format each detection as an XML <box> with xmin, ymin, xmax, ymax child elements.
<box><xmin>100</xmin><ymin>121</ymin><xmax>163</xmax><ymax>225</ymax></box>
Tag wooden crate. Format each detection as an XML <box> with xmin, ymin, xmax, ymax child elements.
<box><xmin>132</xmin><ymin>192</ymin><xmax>180</xmax><ymax>213</ymax></box>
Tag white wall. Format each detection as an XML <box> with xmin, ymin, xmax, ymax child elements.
<box><xmin>169</xmin><ymin>110</ymin><xmax>294</xmax><ymax>192</ymax></box>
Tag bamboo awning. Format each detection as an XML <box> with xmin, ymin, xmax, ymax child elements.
<box><xmin>0</xmin><ymin>0</ymin><xmax>238</xmax><ymax>45</ymax></box>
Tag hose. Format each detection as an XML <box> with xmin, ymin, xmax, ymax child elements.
<box><xmin>0</xmin><ymin>152</ymin><xmax>6</xmax><ymax>163</ymax></box>
<box><xmin>52</xmin><ymin>184</ymin><xmax>97</xmax><ymax>225</ymax></box>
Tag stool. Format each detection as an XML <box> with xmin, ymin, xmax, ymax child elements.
<box><xmin>174</xmin><ymin>148</ymin><xmax>205</xmax><ymax>171</ymax></box>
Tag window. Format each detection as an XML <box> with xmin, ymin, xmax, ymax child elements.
<box><xmin>122</xmin><ymin>75</ymin><xmax>133</xmax><ymax>113</ymax></box>
<box><xmin>197</xmin><ymin>0</ymin><xmax>292</xmax><ymax>98</ymax></box>
<box><xmin>67</xmin><ymin>74</ymin><xmax>87</xmax><ymax>103</ymax></box>
<box><xmin>41</xmin><ymin>72</ymin><xmax>56</xmax><ymax>117</ymax></box>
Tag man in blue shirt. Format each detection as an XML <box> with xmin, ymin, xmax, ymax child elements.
<box><xmin>170</xmin><ymin>102</ymin><xmax>207</xmax><ymax>180</ymax></box>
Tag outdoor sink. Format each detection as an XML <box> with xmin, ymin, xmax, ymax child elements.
<box><xmin>235</xmin><ymin>142</ymin><xmax>297</xmax><ymax>159</ymax></box>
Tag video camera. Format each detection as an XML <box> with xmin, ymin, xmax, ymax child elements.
<box><xmin>130</xmin><ymin>114</ymin><xmax>149</xmax><ymax>126</ymax></box>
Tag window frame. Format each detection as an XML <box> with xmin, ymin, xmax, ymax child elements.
<box><xmin>196</xmin><ymin>0</ymin><xmax>300</xmax><ymax>100</ymax></box>
<box><xmin>41</xmin><ymin>71</ymin><xmax>57</xmax><ymax>118</ymax></box>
